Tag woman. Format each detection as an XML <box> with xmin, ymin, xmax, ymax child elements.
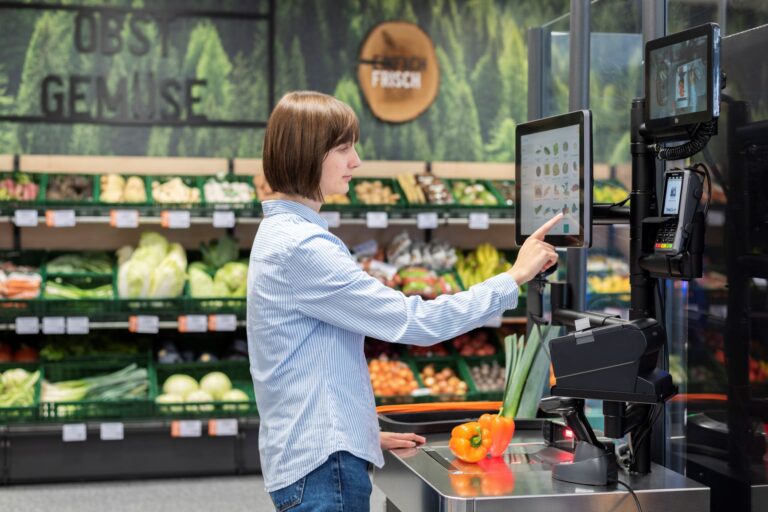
<box><xmin>247</xmin><ymin>91</ymin><xmax>561</xmax><ymax>511</ymax></box>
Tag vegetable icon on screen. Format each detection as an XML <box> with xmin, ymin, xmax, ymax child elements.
<box><xmin>543</xmin><ymin>146</ymin><xmax>551</xmax><ymax>155</ymax></box>
<box><xmin>563</xmin><ymin>141</ymin><xmax>569</xmax><ymax>152</ymax></box>
<box><xmin>553</xmin><ymin>164</ymin><xmax>560</xmax><ymax>176</ymax></box>
<box><xmin>536</xmin><ymin>166</ymin><xmax>541</xmax><ymax>177</ymax></box>
<box><xmin>553</xmin><ymin>143</ymin><xmax>559</xmax><ymax>156</ymax></box>
<box><xmin>545</xmin><ymin>164</ymin><xmax>550</xmax><ymax>176</ymax></box>
<box><xmin>535</xmin><ymin>205</ymin><xmax>543</xmax><ymax>214</ymax></box>
<box><xmin>563</xmin><ymin>162</ymin><xmax>569</xmax><ymax>174</ymax></box>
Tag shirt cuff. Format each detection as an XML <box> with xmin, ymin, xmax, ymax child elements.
<box><xmin>481</xmin><ymin>273</ymin><xmax>519</xmax><ymax>311</ymax></box>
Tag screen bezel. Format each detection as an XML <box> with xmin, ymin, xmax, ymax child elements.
<box><xmin>515</xmin><ymin>110</ymin><xmax>592</xmax><ymax>248</ymax></box>
<box><xmin>644</xmin><ymin>23</ymin><xmax>720</xmax><ymax>133</ymax></box>
<box><xmin>662</xmin><ymin>171</ymin><xmax>685</xmax><ymax>216</ymax></box>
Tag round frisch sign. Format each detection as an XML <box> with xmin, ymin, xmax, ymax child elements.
<box><xmin>357</xmin><ymin>21</ymin><xmax>440</xmax><ymax>123</ymax></box>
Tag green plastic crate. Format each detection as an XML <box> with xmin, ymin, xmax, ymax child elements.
<box><xmin>43</xmin><ymin>173</ymin><xmax>98</xmax><ymax>206</ymax></box>
<box><xmin>149</xmin><ymin>175</ymin><xmax>203</xmax><ymax>207</ymax></box>
<box><xmin>0</xmin><ymin>250</ymin><xmax>47</xmax><ymax>319</ymax></box>
<box><xmin>0</xmin><ymin>362</ymin><xmax>42</xmax><ymax>424</ymax></box>
<box><xmin>446</xmin><ymin>179</ymin><xmax>507</xmax><ymax>214</ymax></box>
<box><xmin>347</xmin><ymin>178</ymin><xmax>407</xmax><ymax>214</ymax></box>
<box><xmin>40</xmin><ymin>356</ymin><xmax>156</xmax><ymax>421</ymax></box>
<box><xmin>96</xmin><ymin>174</ymin><xmax>152</xmax><ymax>206</ymax></box>
<box><xmin>463</xmin><ymin>354</ymin><xmax>506</xmax><ymax>401</ymax></box>
<box><xmin>0</xmin><ymin>172</ymin><xmax>45</xmax><ymax>207</ymax></box>
<box><xmin>154</xmin><ymin>361</ymin><xmax>258</xmax><ymax>418</ymax></box>
<box><xmin>200</xmin><ymin>175</ymin><xmax>257</xmax><ymax>210</ymax></box>
<box><xmin>370</xmin><ymin>357</ymin><xmax>427</xmax><ymax>406</ymax></box>
<box><xmin>411</xmin><ymin>356</ymin><xmax>476</xmax><ymax>403</ymax></box>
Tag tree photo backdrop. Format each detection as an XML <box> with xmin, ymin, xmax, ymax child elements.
<box><xmin>0</xmin><ymin>0</ymin><xmax>636</xmax><ymax>165</ymax></box>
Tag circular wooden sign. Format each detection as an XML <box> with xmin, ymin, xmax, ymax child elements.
<box><xmin>357</xmin><ymin>21</ymin><xmax>440</xmax><ymax>123</ymax></box>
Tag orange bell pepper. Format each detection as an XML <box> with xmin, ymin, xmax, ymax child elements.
<box><xmin>478</xmin><ymin>413</ymin><xmax>515</xmax><ymax>458</ymax></box>
<box><xmin>449</xmin><ymin>421</ymin><xmax>492</xmax><ymax>463</ymax></box>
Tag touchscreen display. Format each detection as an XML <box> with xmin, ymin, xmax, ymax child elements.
<box><xmin>649</xmin><ymin>35</ymin><xmax>708</xmax><ymax>120</ymax></box>
<box><xmin>519</xmin><ymin>124</ymin><xmax>580</xmax><ymax>236</ymax></box>
<box><xmin>663</xmin><ymin>174</ymin><xmax>683</xmax><ymax>215</ymax></box>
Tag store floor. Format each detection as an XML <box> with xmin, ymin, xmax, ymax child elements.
<box><xmin>1</xmin><ymin>475</ymin><xmax>389</xmax><ymax>512</ymax></box>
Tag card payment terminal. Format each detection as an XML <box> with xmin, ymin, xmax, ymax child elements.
<box><xmin>654</xmin><ymin>169</ymin><xmax>703</xmax><ymax>253</ymax></box>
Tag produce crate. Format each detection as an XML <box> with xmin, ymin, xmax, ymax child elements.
<box><xmin>43</xmin><ymin>173</ymin><xmax>98</xmax><ymax>206</ymax></box>
<box><xmin>184</xmin><ymin>252</ymin><xmax>247</xmax><ymax>313</ymax></box>
<box><xmin>0</xmin><ymin>250</ymin><xmax>47</xmax><ymax>318</ymax></box>
<box><xmin>200</xmin><ymin>175</ymin><xmax>258</xmax><ymax>210</ymax></box>
<box><xmin>0</xmin><ymin>172</ymin><xmax>45</xmax><ymax>210</ymax></box>
<box><xmin>489</xmin><ymin>180</ymin><xmax>516</xmax><ymax>207</ymax></box>
<box><xmin>463</xmin><ymin>354</ymin><xmax>506</xmax><ymax>401</ymax></box>
<box><xmin>411</xmin><ymin>356</ymin><xmax>476</xmax><ymax>402</ymax></box>
<box><xmin>148</xmin><ymin>175</ymin><xmax>203</xmax><ymax>208</ymax></box>
<box><xmin>445</xmin><ymin>179</ymin><xmax>508</xmax><ymax>217</ymax></box>
<box><xmin>346</xmin><ymin>178</ymin><xmax>408</xmax><ymax>216</ymax></box>
<box><xmin>42</xmin><ymin>273</ymin><xmax>116</xmax><ymax>315</ymax></box>
<box><xmin>154</xmin><ymin>361</ymin><xmax>258</xmax><ymax>418</ymax></box>
<box><xmin>96</xmin><ymin>174</ymin><xmax>152</xmax><ymax>206</ymax></box>
<box><xmin>0</xmin><ymin>362</ymin><xmax>43</xmax><ymax>424</ymax></box>
<box><xmin>370</xmin><ymin>357</ymin><xmax>430</xmax><ymax>406</ymax></box>
<box><xmin>40</xmin><ymin>356</ymin><xmax>156</xmax><ymax>421</ymax></box>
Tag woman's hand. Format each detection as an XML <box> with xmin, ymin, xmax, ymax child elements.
<box><xmin>507</xmin><ymin>213</ymin><xmax>562</xmax><ymax>285</ymax></box>
<box><xmin>380</xmin><ymin>431</ymin><xmax>426</xmax><ymax>451</ymax></box>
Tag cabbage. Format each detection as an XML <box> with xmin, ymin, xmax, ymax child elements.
<box><xmin>189</xmin><ymin>267</ymin><xmax>215</xmax><ymax>298</ymax></box>
<box><xmin>139</xmin><ymin>232</ymin><xmax>169</xmax><ymax>252</ymax></box>
<box><xmin>148</xmin><ymin>245</ymin><xmax>187</xmax><ymax>298</ymax></box>
<box><xmin>155</xmin><ymin>393</ymin><xmax>184</xmax><ymax>414</ymax></box>
<box><xmin>118</xmin><ymin>258</ymin><xmax>154</xmax><ymax>297</ymax></box>
<box><xmin>212</xmin><ymin>281</ymin><xmax>230</xmax><ymax>298</ymax></box>
<box><xmin>2</xmin><ymin>368</ymin><xmax>30</xmax><ymax>389</ymax></box>
<box><xmin>214</xmin><ymin>262</ymin><xmax>248</xmax><ymax>294</ymax></box>
<box><xmin>221</xmin><ymin>389</ymin><xmax>250</xmax><ymax>412</ymax></box>
<box><xmin>162</xmin><ymin>374</ymin><xmax>198</xmax><ymax>398</ymax></box>
<box><xmin>200</xmin><ymin>371</ymin><xmax>232</xmax><ymax>400</ymax></box>
<box><xmin>232</xmin><ymin>279</ymin><xmax>247</xmax><ymax>298</ymax></box>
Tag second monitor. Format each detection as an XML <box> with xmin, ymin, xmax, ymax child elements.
<box><xmin>515</xmin><ymin>110</ymin><xmax>593</xmax><ymax>248</ymax></box>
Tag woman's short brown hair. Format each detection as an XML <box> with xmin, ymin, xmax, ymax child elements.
<box><xmin>262</xmin><ymin>91</ymin><xmax>359</xmax><ymax>202</ymax></box>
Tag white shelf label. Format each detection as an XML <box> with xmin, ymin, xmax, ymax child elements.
<box><xmin>100</xmin><ymin>422</ymin><xmax>124</xmax><ymax>441</ymax></box>
<box><xmin>209</xmin><ymin>418</ymin><xmax>238</xmax><ymax>437</ymax></box>
<box><xmin>417</xmin><ymin>212</ymin><xmax>439</xmax><ymax>230</ymax></box>
<box><xmin>66</xmin><ymin>316</ymin><xmax>90</xmax><ymax>335</ymax></box>
<box><xmin>42</xmin><ymin>316</ymin><xmax>66</xmax><ymax>335</ymax></box>
<box><xmin>208</xmin><ymin>314</ymin><xmax>237</xmax><ymax>332</ymax></box>
<box><xmin>411</xmin><ymin>388</ymin><xmax>431</xmax><ymax>397</ymax></box>
<box><xmin>179</xmin><ymin>315</ymin><xmax>207</xmax><ymax>333</ymax></box>
<box><xmin>15</xmin><ymin>317</ymin><xmax>39</xmax><ymax>335</ymax></box>
<box><xmin>320</xmin><ymin>211</ymin><xmax>341</xmax><ymax>228</ymax></box>
<box><xmin>62</xmin><ymin>423</ymin><xmax>87</xmax><ymax>442</ymax></box>
<box><xmin>161</xmin><ymin>210</ymin><xmax>191</xmax><ymax>229</ymax></box>
<box><xmin>45</xmin><ymin>210</ymin><xmax>76</xmax><ymax>227</ymax></box>
<box><xmin>366</xmin><ymin>212</ymin><xmax>388</xmax><ymax>229</ymax></box>
<box><xmin>110</xmin><ymin>209</ymin><xmax>139</xmax><ymax>228</ymax></box>
<box><xmin>13</xmin><ymin>209</ymin><xmax>38</xmax><ymax>227</ymax></box>
<box><xmin>172</xmin><ymin>420</ymin><xmax>202</xmax><ymax>438</ymax></box>
<box><xmin>468</xmin><ymin>213</ymin><xmax>490</xmax><ymax>230</ymax></box>
<box><xmin>575</xmin><ymin>317</ymin><xmax>591</xmax><ymax>332</ymax></box>
<box><xmin>212</xmin><ymin>210</ymin><xmax>236</xmax><ymax>228</ymax></box>
<box><xmin>129</xmin><ymin>315</ymin><xmax>159</xmax><ymax>334</ymax></box>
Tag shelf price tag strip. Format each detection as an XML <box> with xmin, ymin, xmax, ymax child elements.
<box><xmin>366</xmin><ymin>212</ymin><xmax>388</xmax><ymax>229</ymax></box>
<box><xmin>417</xmin><ymin>212</ymin><xmax>439</xmax><ymax>230</ymax></box>
<box><xmin>161</xmin><ymin>210</ymin><xmax>191</xmax><ymax>229</ymax></box>
<box><xmin>320</xmin><ymin>211</ymin><xmax>341</xmax><ymax>228</ymax></box>
<box><xmin>208</xmin><ymin>314</ymin><xmax>237</xmax><ymax>332</ymax></box>
<box><xmin>110</xmin><ymin>209</ymin><xmax>140</xmax><ymax>228</ymax></box>
<box><xmin>129</xmin><ymin>315</ymin><xmax>159</xmax><ymax>334</ymax></box>
<box><xmin>172</xmin><ymin>420</ymin><xmax>202</xmax><ymax>438</ymax></box>
<box><xmin>179</xmin><ymin>315</ymin><xmax>207</xmax><ymax>333</ymax></box>
<box><xmin>42</xmin><ymin>316</ymin><xmax>66</xmax><ymax>335</ymax></box>
<box><xmin>15</xmin><ymin>317</ymin><xmax>39</xmax><ymax>335</ymax></box>
<box><xmin>62</xmin><ymin>423</ymin><xmax>87</xmax><ymax>443</ymax></box>
<box><xmin>13</xmin><ymin>209</ymin><xmax>38</xmax><ymax>227</ymax></box>
<box><xmin>45</xmin><ymin>210</ymin><xmax>76</xmax><ymax>228</ymax></box>
<box><xmin>468</xmin><ymin>212</ymin><xmax>490</xmax><ymax>230</ymax></box>
<box><xmin>212</xmin><ymin>210</ymin><xmax>236</xmax><ymax>228</ymax></box>
<box><xmin>100</xmin><ymin>422</ymin><xmax>124</xmax><ymax>441</ymax></box>
<box><xmin>66</xmin><ymin>316</ymin><xmax>89</xmax><ymax>335</ymax></box>
<box><xmin>209</xmin><ymin>418</ymin><xmax>238</xmax><ymax>437</ymax></box>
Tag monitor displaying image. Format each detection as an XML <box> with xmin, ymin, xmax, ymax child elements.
<box><xmin>649</xmin><ymin>36</ymin><xmax>708</xmax><ymax>120</ymax></box>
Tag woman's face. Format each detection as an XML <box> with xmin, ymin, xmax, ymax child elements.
<box><xmin>319</xmin><ymin>141</ymin><xmax>361</xmax><ymax>199</ymax></box>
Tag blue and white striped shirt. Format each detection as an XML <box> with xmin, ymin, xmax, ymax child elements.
<box><xmin>247</xmin><ymin>199</ymin><xmax>519</xmax><ymax>492</ymax></box>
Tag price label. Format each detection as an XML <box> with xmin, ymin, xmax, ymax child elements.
<box><xmin>484</xmin><ymin>315</ymin><xmax>503</xmax><ymax>328</ymax></box>
<box><xmin>128</xmin><ymin>315</ymin><xmax>159</xmax><ymax>334</ymax></box>
<box><xmin>178</xmin><ymin>315</ymin><xmax>207</xmax><ymax>333</ymax></box>
<box><xmin>62</xmin><ymin>423</ymin><xmax>87</xmax><ymax>443</ymax></box>
<box><xmin>212</xmin><ymin>210</ymin><xmax>236</xmax><ymax>228</ymax></box>
<box><xmin>411</xmin><ymin>388</ymin><xmax>431</xmax><ymax>397</ymax></box>
<box><xmin>468</xmin><ymin>212</ymin><xmax>490</xmax><ymax>230</ymax></box>
<box><xmin>100</xmin><ymin>422</ymin><xmax>124</xmax><ymax>441</ymax></box>
<box><xmin>15</xmin><ymin>317</ymin><xmax>39</xmax><ymax>335</ymax></box>
<box><xmin>13</xmin><ymin>209</ymin><xmax>38</xmax><ymax>227</ymax></box>
<box><xmin>42</xmin><ymin>316</ymin><xmax>66</xmax><ymax>335</ymax></box>
<box><xmin>171</xmin><ymin>420</ymin><xmax>202</xmax><ymax>438</ymax></box>
<box><xmin>66</xmin><ymin>316</ymin><xmax>90</xmax><ymax>335</ymax></box>
<box><xmin>208</xmin><ymin>418</ymin><xmax>238</xmax><ymax>437</ymax></box>
<box><xmin>575</xmin><ymin>317</ymin><xmax>591</xmax><ymax>332</ymax></box>
<box><xmin>208</xmin><ymin>314</ymin><xmax>237</xmax><ymax>332</ymax></box>
<box><xmin>109</xmin><ymin>209</ymin><xmax>139</xmax><ymax>228</ymax></box>
<box><xmin>417</xmin><ymin>212</ymin><xmax>439</xmax><ymax>230</ymax></box>
<box><xmin>161</xmin><ymin>210</ymin><xmax>191</xmax><ymax>229</ymax></box>
<box><xmin>366</xmin><ymin>212</ymin><xmax>389</xmax><ymax>229</ymax></box>
<box><xmin>320</xmin><ymin>211</ymin><xmax>341</xmax><ymax>228</ymax></box>
<box><xmin>45</xmin><ymin>210</ymin><xmax>76</xmax><ymax>227</ymax></box>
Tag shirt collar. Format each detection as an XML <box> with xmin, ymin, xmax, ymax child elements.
<box><xmin>262</xmin><ymin>199</ymin><xmax>329</xmax><ymax>230</ymax></box>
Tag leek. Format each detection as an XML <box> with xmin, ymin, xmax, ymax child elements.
<box><xmin>42</xmin><ymin>364</ymin><xmax>148</xmax><ymax>403</ymax></box>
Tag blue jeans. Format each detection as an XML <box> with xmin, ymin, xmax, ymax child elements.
<box><xmin>269</xmin><ymin>451</ymin><xmax>372</xmax><ymax>511</ymax></box>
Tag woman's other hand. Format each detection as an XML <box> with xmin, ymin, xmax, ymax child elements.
<box><xmin>507</xmin><ymin>213</ymin><xmax>562</xmax><ymax>285</ymax></box>
<box><xmin>380</xmin><ymin>431</ymin><xmax>426</xmax><ymax>451</ymax></box>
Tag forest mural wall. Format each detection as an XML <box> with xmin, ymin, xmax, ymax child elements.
<box><xmin>0</xmin><ymin>0</ymin><xmax>636</xmax><ymax>165</ymax></box>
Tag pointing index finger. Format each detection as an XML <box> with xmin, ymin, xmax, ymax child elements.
<box><xmin>531</xmin><ymin>212</ymin><xmax>563</xmax><ymax>240</ymax></box>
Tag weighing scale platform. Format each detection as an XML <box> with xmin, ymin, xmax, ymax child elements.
<box><xmin>374</xmin><ymin>415</ymin><xmax>709</xmax><ymax>512</ymax></box>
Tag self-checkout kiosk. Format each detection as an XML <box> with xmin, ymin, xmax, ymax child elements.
<box><xmin>373</xmin><ymin>23</ymin><xmax>721</xmax><ymax>512</ymax></box>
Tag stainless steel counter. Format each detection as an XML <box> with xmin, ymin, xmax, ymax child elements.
<box><xmin>373</xmin><ymin>430</ymin><xmax>709</xmax><ymax>512</ymax></box>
